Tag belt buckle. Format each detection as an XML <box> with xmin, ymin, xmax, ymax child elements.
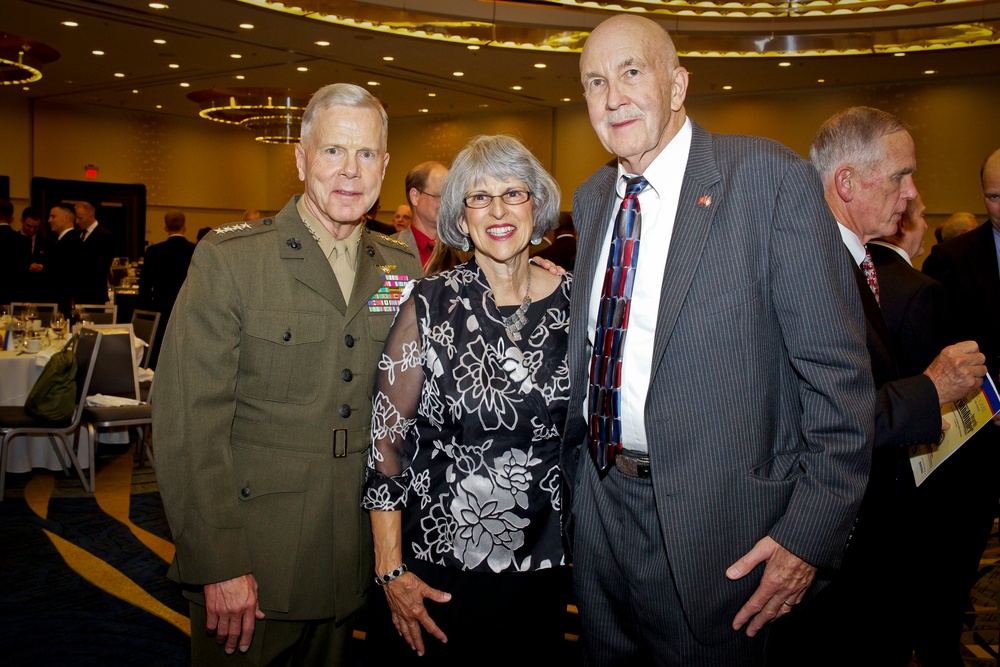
<box><xmin>614</xmin><ymin>452</ymin><xmax>650</xmax><ymax>478</ymax></box>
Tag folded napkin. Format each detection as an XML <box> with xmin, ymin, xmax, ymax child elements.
<box><xmin>138</xmin><ymin>367</ymin><xmax>154</xmax><ymax>383</ymax></box>
<box><xmin>86</xmin><ymin>394</ymin><xmax>144</xmax><ymax>407</ymax></box>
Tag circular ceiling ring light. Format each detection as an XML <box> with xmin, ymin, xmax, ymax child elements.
<box><xmin>187</xmin><ymin>87</ymin><xmax>313</xmax><ymax>143</ymax></box>
<box><xmin>0</xmin><ymin>33</ymin><xmax>60</xmax><ymax>85</ymax></box>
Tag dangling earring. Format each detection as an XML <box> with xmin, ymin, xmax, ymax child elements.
<box><xmin>530</xmin><ymin>236</ymin><xmax>542</xmax><ymax>246</ymax></box>
<box><xmin>460</xmin><ymin>236</ymin><xmax>472</xmax><ymax>252</ymax></box>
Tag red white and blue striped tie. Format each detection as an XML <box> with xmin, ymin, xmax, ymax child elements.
<box><xmin>589</xmin><ymin>175</ymin><xmax>649</xmax><ymax>471</ymax></box>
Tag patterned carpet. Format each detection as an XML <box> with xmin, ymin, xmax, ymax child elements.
<box><xmin>0</xmin><ymin>443</ymin><xmax>995</xmax><ymax>665</ymax></box>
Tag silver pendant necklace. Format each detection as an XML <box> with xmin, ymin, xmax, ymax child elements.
<box><xmin>501</xmin><ymin>268</ymin><xmax>532</xmax><ymax>343</ymax></box>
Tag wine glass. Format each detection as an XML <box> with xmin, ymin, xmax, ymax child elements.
<box><xmin>23</xmin><ymin>303</ymin><xmax>39</xmax><ymax>333</ymax></box>
<box><xmin>10</xmin><ymin>315</ymin><xmax>26</xmax><ymax>350</ymax></box>
<box><xmin>50</xmin><ymin>310</ymin><xmax>68</xmax><ymax>340</ymax></box>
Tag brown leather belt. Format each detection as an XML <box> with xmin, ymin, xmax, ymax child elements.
<box><xmin>614</xmin><ymin>451</ymin><xmax>651</xmax><ymax>478</ymax></box>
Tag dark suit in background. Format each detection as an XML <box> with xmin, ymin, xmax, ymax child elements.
<box><xmin>77</xmin><ymin>223</ymin><xmax>115</xmax><ymax>305</ymax></box>
<box><xmin>0</xmin><ymin>224</ymin><xmax>29</xmax><ymax>306</ymax></box>
<box><xmin>535</xmin><ymin>233</ymin><xmax>576</xmax><ymax>272</ymax></box>
<box><xmin>920</xmin><ymin>221</ymin><xmax>1000</xmax><ymax>666</ymax></box>
<box><xmin>19</xmin><ymin>231</ymin><xmax>50</xmax><ymax>303</ymax></box>
<box><xmin>138</xmin><ymin>234</ymin><xmax>195</xmax><ymax>368</ymax></box>
<box><xmin>44</xmin><ymin>230</ymin><xmax>82</xmax><ymax>315</ymax></box>
<box><xmin>869</xmin><ymin>242</ymin><xmax>951</xmax><ymax>375</ymax></box>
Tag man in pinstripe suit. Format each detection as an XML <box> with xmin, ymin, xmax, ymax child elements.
<box><xmin>560</xmin><ymin>15</ymin><xmax>875</xmax><ymax>665</ymax></box>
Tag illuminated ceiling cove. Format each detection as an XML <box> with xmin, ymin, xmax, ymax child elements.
<box><xmin>238</xmin><ymin>0</ymin><xmax>1000</xmax><ymax>56</ymax></box>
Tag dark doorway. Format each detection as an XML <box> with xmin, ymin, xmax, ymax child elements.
<box><xmin>31</xmin><ymin>178</ymin><xmax>146</xmax><ymax>261</ymax></box>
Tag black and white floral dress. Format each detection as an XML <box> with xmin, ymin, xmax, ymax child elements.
<box><xmin>362</xmin><ymin>258</ymin><xmax>571</xmax><ymax>574</ymax></box>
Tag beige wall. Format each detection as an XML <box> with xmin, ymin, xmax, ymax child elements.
<box><xmin>2</xmin><ymin>75</ymin><xmax>998</xmax><ymax>248</ymax></box>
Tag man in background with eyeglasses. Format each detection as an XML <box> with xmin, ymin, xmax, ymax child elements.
<box><xmin>397</xmin><ymin>160</ymin><xmax>448</xmax><ymax>271</ymax></box>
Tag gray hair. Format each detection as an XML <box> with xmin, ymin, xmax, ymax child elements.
<box><xmin>810</xmin><ymin>106</ymin><xmax>909</xmax><ymax>184</ymax></box>
<box><xmin>437</xmin><ymin>134</ymin><xmax>560</xmax><ymax>251</ymax></box>
<box><xmin>300</xmin><ymin>83</ymin><xmax>388</xmax><ymax>150</ymax></box>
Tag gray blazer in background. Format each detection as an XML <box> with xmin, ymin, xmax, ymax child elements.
<box><xmin>561</xmin><ymin>120</ymin><xmax>875</xmax><ymax>643</ymax></box>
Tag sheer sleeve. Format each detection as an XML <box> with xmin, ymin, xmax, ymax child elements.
<box><xmin>362</xmin><ymin>292</ymin><xmax>424</xmax><ymax>511</ymax></box>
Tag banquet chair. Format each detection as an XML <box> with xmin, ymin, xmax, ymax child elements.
<box><xmin>75</xmin><ymin>303</ymin><xmax>117</xmax><ymax>324</ymax></box>
<box><xmin>0</xmin><ymin>329</ymin><xmax>104</xmax><ymax>500</ymax></box>
<box><xmin>10</xmin><ymin>302</ymin><xmax>59</xmax><ymax>327</ymax></box>
<box><xmin>79</xmin><ymin>324</ymin><xmax>152</xmax><ymax>491</ymax></box>
<box><xmin>129</xmin><ymin>310</ymin><xmax>160</xmax><ymax>370</ymax></box>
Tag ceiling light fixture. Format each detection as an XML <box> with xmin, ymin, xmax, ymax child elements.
<box><xmin>0</xmin><ymin>34</ymin><xmax>59</xmax><ymax>85</ymax></box>
<box><xmin>235</xmin><ymin>0</ymin><xmax>1000</xmax><ymax>59</ymax></box>
<box><xmin>188</xmin><ymin>87</ymin><xmax>312</xmax><ymax>144</ymax></box>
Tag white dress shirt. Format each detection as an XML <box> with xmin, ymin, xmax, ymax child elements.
<box><xmin>838</xmin><ymin>223</ymin><xmax>866</xmax><ymax>268</ymax></box>
<box><xmin>587</xmin><ymin>118</ymin><xmax>693</xmax><ymax>454</ymax></box>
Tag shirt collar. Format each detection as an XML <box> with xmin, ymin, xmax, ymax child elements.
<box><xmin>296</xmin><ymin>197</ymin><xmax>362</xmax><ymax>261</ymax></box>
<box><xmin>838</xmin><ymin>222</ymin><xmax>867</xmax><ymax>266</ymax></box>
<box><xmin>616</xmin><ymin>117</ymin><xmax>693</xmax><ymax>199</ymax></box>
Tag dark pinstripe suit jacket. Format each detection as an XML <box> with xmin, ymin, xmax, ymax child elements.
<box><xmin>561</xmin><ymin>120</ymin><xmax>875</xmax><ymax>643</ymax></box>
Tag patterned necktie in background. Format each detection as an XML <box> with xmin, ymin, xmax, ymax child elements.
<box><xmin>589</xmin><ymin>175</ymin><xmax>649</xmax><ymax>471</ymax></box>
<box><xmin>861</xmin><ymin>247</ymin><xmax>880</xmax><ymax>305</ymax></box>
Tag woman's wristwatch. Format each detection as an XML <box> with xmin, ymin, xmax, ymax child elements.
<box><xmin>374</xmin><ymin>563</ymin><xmax>408</xmax><ymax>587</ymax></box>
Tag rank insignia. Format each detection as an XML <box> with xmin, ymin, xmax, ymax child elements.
<box><xmin>368</xmin><ymin>271</ymin><xmax>410</xmax><ymax>313</ymax></box>
<box><xmin>215</xmin><ymin>222</ymin><xmax>253</xmax><ymax>235</ymax></box>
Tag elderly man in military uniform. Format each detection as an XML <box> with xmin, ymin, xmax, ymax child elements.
<box><xmin>153</xmin><ymin>83</ymin><xmax>421</xmax><ymax>666</ymax></box>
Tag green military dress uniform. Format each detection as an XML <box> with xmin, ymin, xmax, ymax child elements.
<box><xmin>152</xmin><ymin>195</ymin><xmax>421</xmax><ymax>658</ymax></box>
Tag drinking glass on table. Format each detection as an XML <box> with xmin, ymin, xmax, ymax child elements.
<box><xmin>50</xmin><ymin>310</ymin><xmax>68</xmax><ymax>340</ymax></box>
<box><xmin>23</xmin><ymin>303</ymin><xmax>40</xmax><ymax>332</ymax></box>
<box><xmin>10</xmin><ymin>315</ymin><xmax>26</xmax><ymax>349</ymax></box>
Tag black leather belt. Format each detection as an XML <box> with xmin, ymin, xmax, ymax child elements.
<box><xmin>614</xmin><ymin>451</ymin><xmax>651</xmax><ymax>478</ymax></box>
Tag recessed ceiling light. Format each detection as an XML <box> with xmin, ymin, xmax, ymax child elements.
<box><xmin>723</xmin><ymin>85</ymin><xmax>733</xmax><ymax>90</ymax></box>
<box><xmin>235</xmin><ymin>75</ymin><xmax>245</xmax><ymax>80</ymax></box>
<box><xmin>315</xmin><ymin>40</ymin><xmax>330</xmax><ymax>47</ymax></box>
<box><xmin>148</xmin><ymin>2</ymin><xmax>168</xmax><ymax>8</ymax></box>
<box><xmin>778</xmin><ymin>62</ymin><xmax>791</xmax><ymax>67</ymax></box>
<box><xmin>479</xmin><ymin>104</ymin><xmax>489</xmax><ymax>108</ymax></box>
<box><xmin>156</xmin><ymin>105</ymin><xmax>162</xmax><ymax>109</ymax></box>
<box><xmin>894</xmin><ymin>52</ymin><xmax>906</xmax><ymax>57</ymax></box>
<box><xmin>419</xmin><ymin>108</ymin><xmax>429</xmax><ymax>113</ymax></box>
<box><xmin>230</xmin><ymin>54</ymin><xmax>242</xmax><ymax>59</ymax></box>
<box><xmin>818</xmin><ymin>78</ymin><xmax>825</xmax><ymax>83</ymax></box>
<box><xmin>511</xmin><ymin>85</ymin><xmax>522</xmax><ymax>91</ymax></box>
<box><xmin>132</xmin><ymin>89</ymin><xmax>139</xmax><ymax>94</ymax></box>
<box><xmin>561</xmin><ymin>97</ymin><xmax>571</xmax><ymax>102</ymax></box>
<box><xmin>534</xmin><ymin>63</ymin><xmax>546</xmax><ymax>69</ymax></box>
<box><xmin>239</xmin><ymin>23</ymin><xmax>254</xmax><ymax>29</ymax></box>
<box><xmin>153</xmin><ymin>38</ymin><xmax>166</xmax><ymax>44</ymax></box>
<box><xmin>924</xmin><ymin>69</ymin><xmax>937</xmax><ymax>75</ymax></box>
<box><xmin>297</xmin><ymin>66</ymin><xmax>308</xmax><ymax>72</ymax></box>
<box><xmin>61</xmin><ymin>21</ymin><xmax>78</xmax><ymax>27</ymax></box>
<box><xmin>114</xmin><ymin>72</ymin><xmax>126</xmax><ymax>78</ymax></box>
<box><xmin>467</xmin><ymin>45</ymin><xmax>480</xmax><ymax>51</ymax></box>
<box><xmin>453</xmin><ymin>71</ymin><xmax>464</xmax><ymax>77</ymax></box>
<box><xmin>382</xmin><ymin>56</ymin><xmax>394</xmax><ymax>62</ymax></box>
<box><xmin>168</xmin><ymin>63</ymin><xmax>180</xmax><ymax>69</ymax></box>
<box><xmin>180</xmin><ymin>82</ymin><xmax>190</xmax><ymax>87</ymax></box>
<box><xmin>92</xmin><ymin>50</ymin><xmax>104</xmax><ymax>56</ymax></box>
<box><xmin>427</xmin><ymin>93</ymin><xmax>436</xmax><ymax>97</ymax></box>
<box><xmin>23</xmin><ymin>86</ymin><xmax>30</xmax><ymax>91</ymax></box>
<box><xmin>367</xmin><ymin>81</ymin><xmax>379</xmax><ymax>86</ymax></box>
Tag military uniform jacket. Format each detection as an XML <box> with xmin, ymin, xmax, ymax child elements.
<box><xmin>153</xmin><ymin>195</ymin><xmax>422</xmax><ymax>621</ymax></box>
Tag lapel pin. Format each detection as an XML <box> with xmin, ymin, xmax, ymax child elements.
<box><xmin>697</xmin><ymin>195</ymin><xmax>712</xmax><ymax>208</ymax></box>
<box><xmin>286</xmin><ymin>237</ymin><xmax>302</xmax><ymax>250</ymax></box>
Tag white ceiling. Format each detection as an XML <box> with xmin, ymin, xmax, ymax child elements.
<box><xmin>2</xmin><ymin>0</ymin><xmax>1000</xmax><ymax>124</ymax></box>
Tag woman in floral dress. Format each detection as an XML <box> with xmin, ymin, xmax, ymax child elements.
<box><xmin>362</xmin><ymin>134</ymin><xmax>572</xmax><ymax>665</ymax></box>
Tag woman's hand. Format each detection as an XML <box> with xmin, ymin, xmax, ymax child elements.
<box><xmin>530</xmin><ymin>257</ymin><xmax>567</xmax><ymax>275</ymax></box>
<box><xmin>383</xmin><ymin>571</ymin><xmax>452</xmax><ymax>656</ymax></box>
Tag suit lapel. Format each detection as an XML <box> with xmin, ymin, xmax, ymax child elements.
<box><xmin>650</xmin><ymin>122</ymin><xmax>721</xmax><ymax>371</ymax></box>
